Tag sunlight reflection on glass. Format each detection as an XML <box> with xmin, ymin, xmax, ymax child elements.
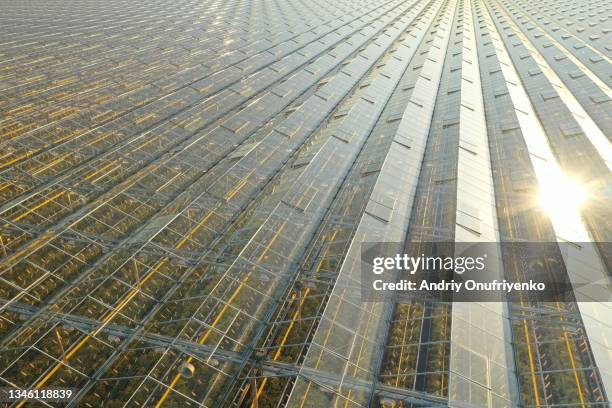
<box><xmin>538</xmin><ymin>169</ymin><xmax>587</xmax><ymax>221</ymax></box>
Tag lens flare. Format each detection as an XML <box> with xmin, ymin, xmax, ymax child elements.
<box><xmin>538</xmin><ymin>170</ymin><xmax>587</xmax><ymax>219</ymax></box>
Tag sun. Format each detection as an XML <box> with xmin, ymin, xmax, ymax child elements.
<box><xmin>537</xmin><ymin>170</ymin><xmax>588</xmax><ymax>219</ymax></box>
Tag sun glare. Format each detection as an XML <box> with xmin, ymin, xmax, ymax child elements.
<box><xmin>538</xmin><ymin>170</ymin><xmax>587</xmax><ymax>219</ymax></box>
